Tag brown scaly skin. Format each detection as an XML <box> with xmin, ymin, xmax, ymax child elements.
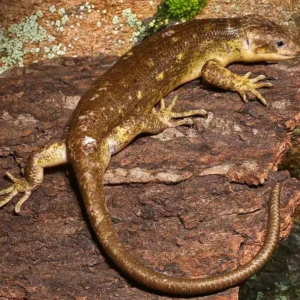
<box><xmin>1</xmin><ymin>15</ymin><xmax>300</xmax><ymax>295</ymax></box>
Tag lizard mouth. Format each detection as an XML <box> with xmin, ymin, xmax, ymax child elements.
<box><xmin>260</xmin><ymin>53</ymin><xmax>297</xmax><ymax>61</ymax></box>
<box><xmin>272</xmin><ymin>48</ymin><xmax>300</xmax><ymax>60</ymax></box>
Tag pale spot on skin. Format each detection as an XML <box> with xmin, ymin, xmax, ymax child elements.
<box><xmin>123</xmin><ymin>51</ymin><xmax>133</xmax><ymax>59</ymax></box>
<box><xmin>98</xmin><ymin>87</ymin><xmax>107</xmax><ymax>92</ymax></box>
<box><xmin>108</xmin><ymin>139</ymin><xmax>118</xmax><ymax>155</ymax></box>
<box><xmin>82</xmin><ymin>170</ymin><xmax>93</xmax><ymax>180</ymax></box>
<box><xmin>176</xmin><ymin>53</ymin><xmax>184</xmax><ymax>62</ymax></box>
<box><xmin>90</xmin><ymin>94</ymin><xmax>100</xmax><ymax>100</ymax></box>
<box><xmin>156</xmin><ymin>72</ymin><xmax>164</xmax><ymax>81</ymax></box>
<box><xmin>137</xmin><ymin>91</ymin><xmax>143</xmax><ymax>99</ymax></box>
<box><xmin>79</xmin><ymin>111</ymin><xmax>96</xmax><ymax>120</ymax></box>
<box><xmin>147</xmin><ymin>59</ymin><xmax>154</xmax><ymax>67</ymax></box>
<box><xmin>162</xmin><ymin>30</ymin><xmax>175</xmax><ymax>37</ymax></box>
<box><xmin>79</xmin><ymin>125</ymin><xmax>88</xmax><ymax>131</ymax></box>
<box><xmin>120</xmin><ymin>80</ymin><xmax>129</xmax><ymax>88</ymax></box>
<box><xmin>83</xmin><ymin>136</ymin><xmax>97</xmax><ymax>146</ymax></box>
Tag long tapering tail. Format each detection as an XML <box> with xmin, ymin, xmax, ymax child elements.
<box><xmin>74</xmin><ymin>151</ymin><xmax>281</xmax><ymax>296</ymax></box>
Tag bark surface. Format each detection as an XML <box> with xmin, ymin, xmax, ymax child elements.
<box><xmin>0</xmin><ymin>56</ymin><xmax>300</xmax><ymax>300</ymax></box>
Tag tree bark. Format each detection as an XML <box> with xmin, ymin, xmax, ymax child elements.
<box><xmin>0</xmin><ymin>56</ymin><xmax>300</xmax><ymax>300</ymax></box>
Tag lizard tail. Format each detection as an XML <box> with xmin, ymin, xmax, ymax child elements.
<box><xmin>74</xmin><ymin>150</ymin><xmax>281</xmax><ymax>296</ymax></box>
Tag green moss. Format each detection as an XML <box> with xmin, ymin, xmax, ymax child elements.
<box><xmin>148</xmin><ymin>0</ymin><xmax>207</xmax><ymax>33</ymax></box>
<box><xmin>117</xmin><ymin>2</ymin><xmax>207</xmax><ymax>44</ymax></box>
<box><xmin>165</xmin><ymin>0</ymin><xmax>207</xmax><ymax>20</ymax></box>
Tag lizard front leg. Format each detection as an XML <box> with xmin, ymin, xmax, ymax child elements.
<box><xmin>0</xmin><ymin>141</ymin><xmax>67</xmax><ymax>213</ymax></box>
<box><xmin>152</xmin><ymin>96</ymin><xmax>208</xmax><ymax>128</ymax></box>
<box><xmin>201</xmin><ymin>59</ymin><xmax>273</xmax><ymax>106</ymax></box>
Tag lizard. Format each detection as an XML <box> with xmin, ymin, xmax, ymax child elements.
<box><xmin>0</xmin><ymin>15</ymin><xmax>299</xmax><ymax>296</ymax></box>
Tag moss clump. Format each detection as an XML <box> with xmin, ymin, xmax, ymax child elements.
<box><xmin>148</xmin><ymin>0</ymin><xmax>207</xmax><ymax>33</ymax></box>
<box><xmin>165</xmin><ymin>0</ymin><xmax>206</xmax><ymax>20</ymax></box>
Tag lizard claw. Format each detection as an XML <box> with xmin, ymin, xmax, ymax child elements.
<box><xmin>239</xmin><ymin>91</ymin><xmax>248</xmax><ymax>103</ymax></box>
<box><xmin>236</xmin><ymin>73</ymin><xmax>273</xmax><ymax>106</ymax></box>
<box><xmin>249</xmin><ymin>74</ymin><xmax>266</xmax><ymax>83</ymax></box>
<box><xmin>6</xmin><ymin>172</ymin><xmax>19</xmax><ymax>183</ymax></box>
<box><xmin>243</xmin><ymin>72</ymin><xmax>253</xmax><ymax>79</ymax></box>
<box><xmin>0</xmin><ymin>172</ymin><xmax>34</xmax><ymax>214</ymax></box>
<box><xmin>1</xmin><ymin>142</ymin><xmax>66</xmax><ymax>213</ymax></box>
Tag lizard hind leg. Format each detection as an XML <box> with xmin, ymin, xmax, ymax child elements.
<box><xmin>0</xmin><ymin>141</ymin><xmax>67</xmax><ymax>214</ymax></box>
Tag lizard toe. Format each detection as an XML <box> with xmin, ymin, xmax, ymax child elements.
<box><xmin>0</xmin><ymin>174</ymin><xmax>35</xmax><ymax>212</ymax></box>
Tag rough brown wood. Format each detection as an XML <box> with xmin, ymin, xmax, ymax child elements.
<box><xmin>0</xmin><ymin>56</ymin><xmax>300</xmax><ymax>300</ymax></box>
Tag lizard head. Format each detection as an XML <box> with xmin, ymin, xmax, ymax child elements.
<box><xmin>241</xmin><ymin>15</ymin><xmax>300</xmax><ymax>62</ymax></box>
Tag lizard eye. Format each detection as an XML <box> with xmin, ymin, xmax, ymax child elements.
<box><xmin>275</xmin><ymin>40</ymin><xmax>285</xmax><ymax>48</ymax></box>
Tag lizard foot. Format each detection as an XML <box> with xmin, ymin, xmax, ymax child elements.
<box><xmin>153</xmin><ymin>96</ymin><xmax>208</xmax><ymax>127</ymax></box>
<box><xmin>0</xmin><ymin>141</ymin><xmax>67</xmax><ymax>214</ymax></box>
<box><xmin>0</xmin><ymin>172</ymin><xmax>36</xmax><ymax>214</ymax></box>
<box><xmin>236</xmin><ymin>72</ymin><xmax>273</xmax><ymax>106</ymax></box>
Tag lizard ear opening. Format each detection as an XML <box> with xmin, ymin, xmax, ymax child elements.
<box><xmin>245</xmin><ymin>38</ymin><xmax>251</xmax><ymax>50</ymax></box>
